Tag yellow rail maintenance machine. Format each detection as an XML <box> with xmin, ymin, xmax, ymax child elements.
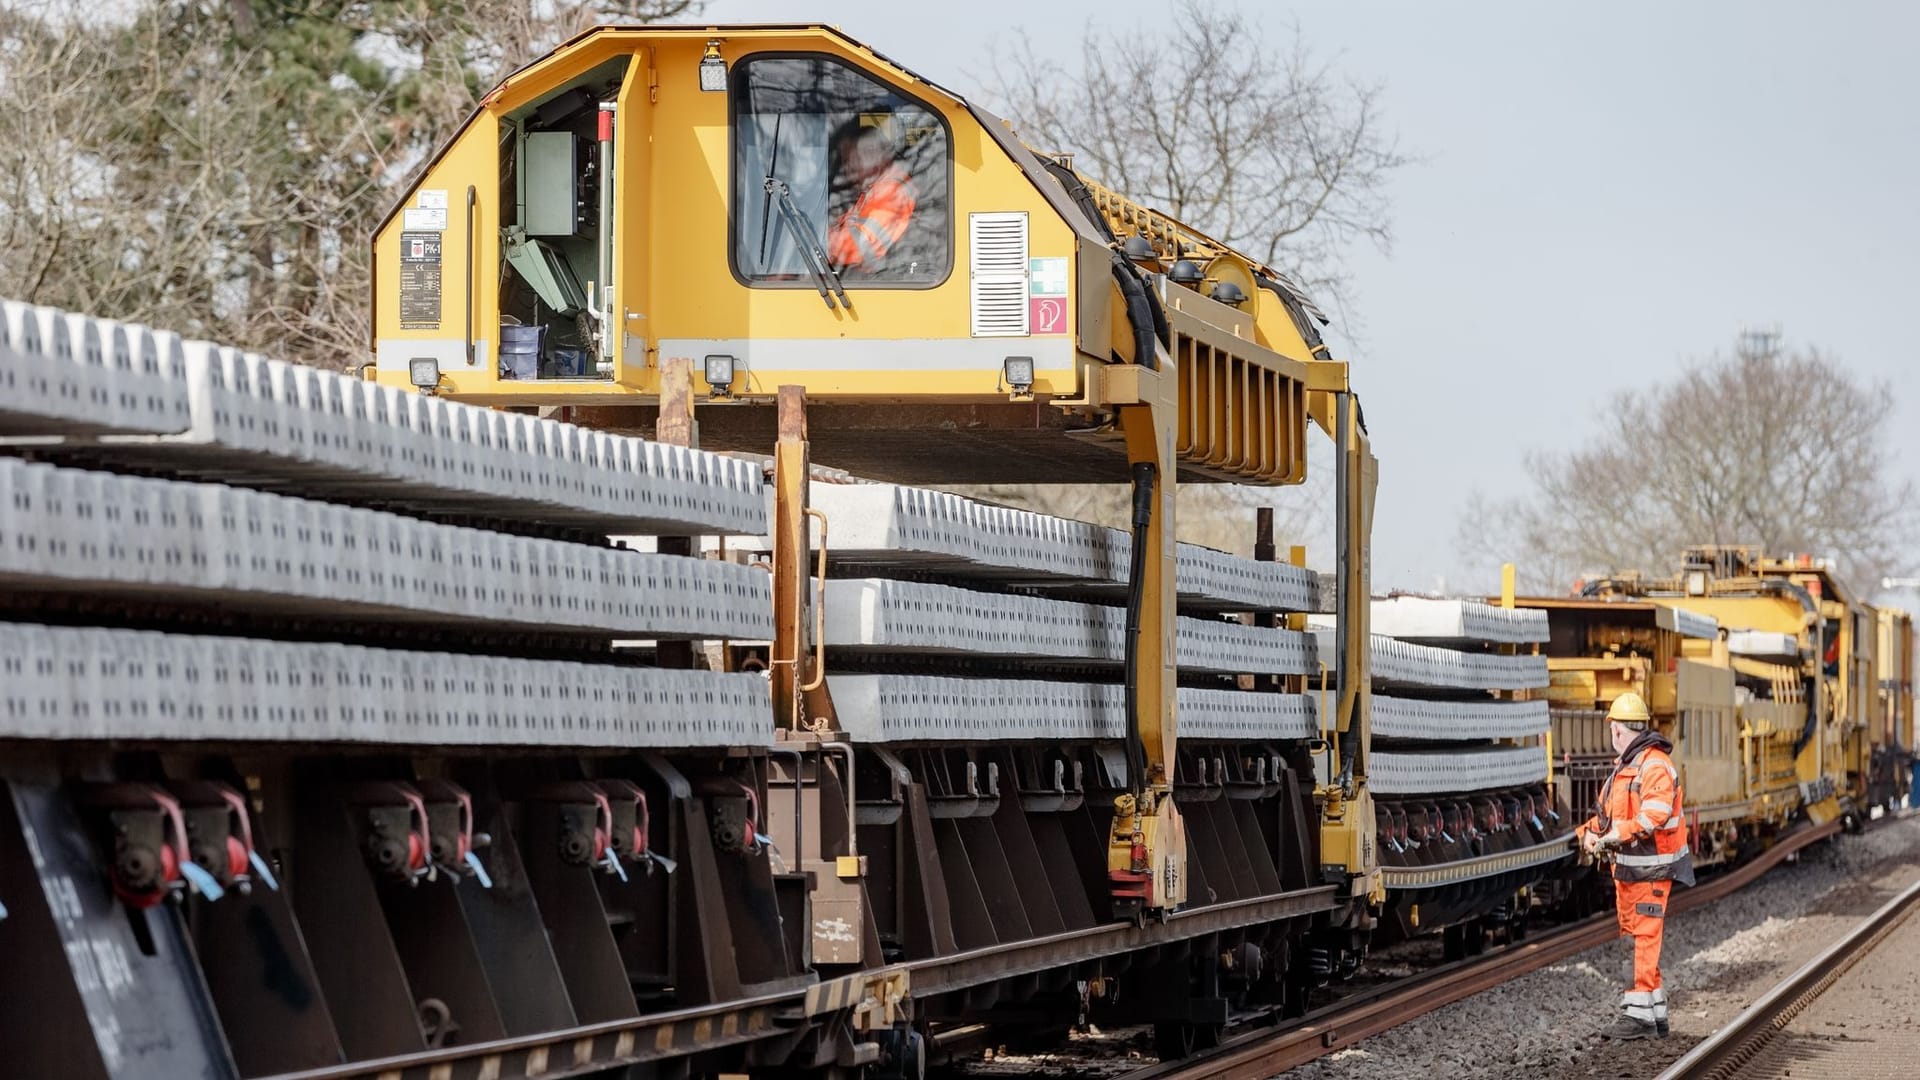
<box><xmin>370</xmin><ymin>23</ymin><xmax>1378</xmax><ymax>920</ymax></box>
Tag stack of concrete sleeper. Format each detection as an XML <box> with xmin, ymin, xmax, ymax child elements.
<box><xmin>0</xmin><ymin>300</ymin><xmax>763</xmax><ymax>536</ymax></box>
<box><xmin>1330</xmin><ymin>597</ymin><xmax>1553</xmax><ymax>794</ymax></box>
<box><xmin>0</xmin><ymin>298</ymin><xmax>773</xmax><ymax>749</ymax></box>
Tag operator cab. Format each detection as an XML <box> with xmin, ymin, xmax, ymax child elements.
<box><xmin>730</xmin><ymin>54</ymin><xmax>951</xmax><ymax>290</ymax></box>
<box><xmin>371</xmin><ymin>26</ymin><xmax>1335</xmax><ymax>489</ymax></box>
<box><xmin>491</xmin><ymin>48</ymin><xmax>956</xmax><ymax>385</ymax></box>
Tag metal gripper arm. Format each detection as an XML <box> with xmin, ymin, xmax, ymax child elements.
<box><xmin>1105</xmin><ymin>363</ymin><xmax>1188</xmax><ymax>916</ymax></box>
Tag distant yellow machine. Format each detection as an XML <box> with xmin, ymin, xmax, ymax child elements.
<box><xmin>1532</xmin><ymin>546</ymin><xmax>1914</xmax><ymax>861</ymax></box>
<box><xmin>369</xmin><ymin>25</ymin><xmax>1379</xmax><ymax>909</ymax></box>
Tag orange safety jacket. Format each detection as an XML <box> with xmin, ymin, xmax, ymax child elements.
<box><xmin>828</xmin><ymin>164</ymin><xmax>915</xmax><ymax>269</ymax></box>
<box><xmin>1583</xmin><ymin>729</ymin><xmax>1695</xmax><ymax>886</ymax></box>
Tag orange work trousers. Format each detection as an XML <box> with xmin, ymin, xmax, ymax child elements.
<box><xmin>1614</xmin><ymin>879</ymin><xmax>1669</xmax><ymax>1013</ymax></box>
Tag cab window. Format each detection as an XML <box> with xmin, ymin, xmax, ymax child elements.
<box><xmin>732</xmin><ymin>54</ymin><xmax>951</xmax><ymax>287</ymax></box>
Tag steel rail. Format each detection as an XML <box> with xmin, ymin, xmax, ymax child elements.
<box><xmin>1380</xmin><ymin>834</ymin><xmax>1574</xmax><ymax>890</ymax></box>
<box><xmin>262</xmin><ymin>887</ymin><xmax>1342</xmax><ymax>1079</ymax></box>
<box><xmin>913</xmin><ymin>886</ymin><xmax>1341</xmax><ymax>997</ymax></box>
<box><xmin>1145</xmin><ymin>816</ymin><xmax>1849</xmax><ymax>1080</ymax></box>
<box><xmin>261</xmin><ymin>810</ymin><xmax>1902</xmax><ymax>1080</ymax></box>
<box><xmin>1655</xmin><ymin>872</ymin><xmax>1920</xmax><ymax>1080</ymax></box>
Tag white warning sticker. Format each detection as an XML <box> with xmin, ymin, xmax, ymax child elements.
<box><xmin>403</xmin><ymin>207</ymin><xmax>447</xmax><ymax>232</ymax></box>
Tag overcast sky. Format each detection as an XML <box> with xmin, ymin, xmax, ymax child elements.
<box><xmin>713</xmin><ymin>0</ymin><xmax>1920</xmax><ymax>600</ymax></box>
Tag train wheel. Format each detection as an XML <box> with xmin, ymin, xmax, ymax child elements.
<box><xmin>874</xmin><ymin>1028</ymin><xmax>926</xmax><ymax>1080</ymax></box>
<box><xmin>1152</xmin><ymin>1021</ymin><xmax>1223</xmax><ymax>1061</ymax></box>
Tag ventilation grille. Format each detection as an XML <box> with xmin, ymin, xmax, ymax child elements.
<box><xmin>969</xmin><ymin>212</ymin><xmax>1029</xmax><ymax>338</ymax></box>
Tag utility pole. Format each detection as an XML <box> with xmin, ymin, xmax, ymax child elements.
<box><xmin>1737</xmin><ymin>324</ymin><xmax>1783</xmax><ymax>360</ymax></box>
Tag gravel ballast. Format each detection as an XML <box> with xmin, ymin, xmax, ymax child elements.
<box><xmin>1284</xmin><ymin>814</ymin><xmax>1920</xmax><ymax>1079</ymax></box>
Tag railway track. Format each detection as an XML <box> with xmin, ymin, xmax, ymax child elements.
<box><xmin>1655</xmin><ymin>849</ymin><xmax>1920</xmax><ymax>1080</ymax></box>
<box><xmin>1117</xmin><ymin>816</ymin><xmax>1858</xmax><ymax>1080</ymax></box>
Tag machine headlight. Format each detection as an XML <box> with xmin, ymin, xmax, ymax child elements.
<box><xmin>703</xmin><ymin>354</ymin><xmax>736</xmax><ymax>395</ymax></box>
<box><xmin>699</xmin><ymin>41</ymin><xmax>728</xmax><ymax>92</ymax></box>
<box><xmin>1002</xmin><ymin>356</ymin><xmax>1034</xmax><ymax>395</ymax></box>
<box><xmin>409</xmin><ymin>357</ymin><xmax>440</xmax><ymax>394</ymax></box>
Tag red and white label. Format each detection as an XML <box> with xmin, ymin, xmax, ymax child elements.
<box><xmin>1029</xmin><ymin>296</ymin><xmax>1067</xmax><ymax>335</ymax></box>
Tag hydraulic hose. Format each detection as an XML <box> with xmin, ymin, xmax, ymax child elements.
<box><xmin>1256</xmin><ymin>274</ymin><xmax>1326</xmax><ymax>354</ymax></box>
<box><xmin>1760</xmin><ymin>576</ymin><xmax>1821</xmax><ymax>618</ymax></box>
<box><xmin>1795</xmin><ymin>670</ymin><xmax>1820</xmax><ymax>759</ymax></box>
<box><xmin>1123</xmin><ymin>461</ymin><xmax>1156</xmax><ymax>794</ymax></box>
<box><xmin>1040</xmin><ymin>158</ymin><xmax>1169</xmax><ymax>360</ymax></box>
<box><xmin>1046</xmin><ymin>157</ymin><xmax>1167</xmax><ymax>793</ymax></box>
<box><xmin>1042</xmin><ymin>160</ymin><xmax>1118</xmax><ymax>244</ymax></box>
<box><xmin>1333</xmin><ymin>391</ymin><xmax>1359</xmax><ymax>795</ymax></box>
<box><xmin>1112</xmin><ymin>257</ymin><xmax>1162</xmax><ymax>370</ymax></box>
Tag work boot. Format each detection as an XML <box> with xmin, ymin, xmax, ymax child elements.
<box><xmin>1600</xmin><ymin>1015</ymin><xmax>1661</xmax><ymax>1041</ymax></box>
<box><xmin>1656</xmin><ymin>1018</ymin><xmax>1669</xmax><ymax>1038</ymax></box>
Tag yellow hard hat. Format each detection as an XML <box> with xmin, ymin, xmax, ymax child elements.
<box><xmin>1607</xmin><ymin>692</ymin><xmax>1651</xmax><ymax>728</ymax></box>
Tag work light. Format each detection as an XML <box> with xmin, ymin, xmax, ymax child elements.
<box><xmin>409</xmin><ymin>357</ymin><xmax>440</xmax><ymax>394</ymax></box>
<box><xmin>699</xmin><ymin>42</ymin><xmax>727</xmax><ymax>92</ymax></box>
<box><xmin>704</xmin><ymin>354</ymin><xmax>736</xmax><ymax>395</ymax></box>
<box><xmin>1002</xmin><ymin>356</ymin><xmax>1034</xmax><ymax>395</ymax></box>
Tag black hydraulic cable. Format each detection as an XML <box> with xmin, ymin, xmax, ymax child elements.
<box><xmin>1039</xmin><ymin>158</ymin><xmax>1169</xmax><ymax>357</ymax></box>
<box><xmin>1333</xmin><ymin>392</ymin><xmax>1360</xmax><ymax>793</ymax></box>
<box><xmin>1142</xmin><ymin>260</ymin><xmax>1170</xmax><ymax>346</ymax></box>
<box><xmin>1794</xmin><ymin>670</ymin><xmax>1820</xmax><ymax>759</ymax></box>
<box><xmin>1041</xmin><ymin>159</ymin><xmax>1117</xmax><ymax>245</ymax></box>
<box><xmin>1112</xmin><ymin>259</ymin><xmax>1161</xmax><ymax>370</ymax></box>
<box><xmin>1256</xmin><ymin>274</ymin><xmax>1327</xmax><ymax>354</ymax></box>
<box><xmin>1760</xmin><ymin>576</ymin><xmax>1821</xmax><ymax>617</ymax></box>
<box><xmin>1123</xmin><ymin>461</ymin><xmax>1156</xmax><ymax>794</ymax></box>
<box><xmin>1039</xmin><ymin>157</ymin><xmax>1165</xmax><ymax>793</ymax></box>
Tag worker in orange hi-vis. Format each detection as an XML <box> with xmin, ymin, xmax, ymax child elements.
<box><xmin>827</xmin><ymin>125</ymin><xmax>916</xmax><ymax>273</ymax></box>
<box><xmin>1578</xmin><ymin>691</ymin><xmax>1695</xmax><ymax>1040</ymax></box>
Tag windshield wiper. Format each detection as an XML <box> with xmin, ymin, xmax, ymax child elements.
<box><xmin>758</xmin><ymin>112</ymin><xmax>782</xmax><ymax>264</ymax></box>
<box><xmin>764</xmin><ymin>176</ymin><xmax>850</xmax><ymax>312</ymax></box>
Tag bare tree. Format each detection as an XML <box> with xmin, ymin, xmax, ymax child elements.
<box><xmin>0</xmin><ymin>0</ymin><xmax>700</xmax><ymax>369</ymax></box>
<box><xmin>986</xmin><ymin>0</ymin><xmax>1409</xmax><ymax>309</ymax></box>
<box><xmin>1456</xmin><ymin>331</ymin><xmax>1915</xmax><ymax>595</ymax></box>
<box><xmin>972</xmin><ymin>2</ymin><xmax>1400</xmax><ymax>554</ymax></box>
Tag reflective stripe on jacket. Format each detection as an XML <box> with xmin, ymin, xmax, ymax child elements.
<box><xmin>1584</xmin><ymin>732</ymin><xmax>1695</xmax><ymax>886</ymax></box>
<box><xmin>828</xmin><ymin>165</ymin><xmax>915</xmax><ymax>268</ymax></box>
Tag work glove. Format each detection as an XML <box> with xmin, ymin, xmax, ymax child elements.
<box><xmin>1593</xmin><ymin>826</ymin><xmax>1625</xmax><ymax>854</ymax></box>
